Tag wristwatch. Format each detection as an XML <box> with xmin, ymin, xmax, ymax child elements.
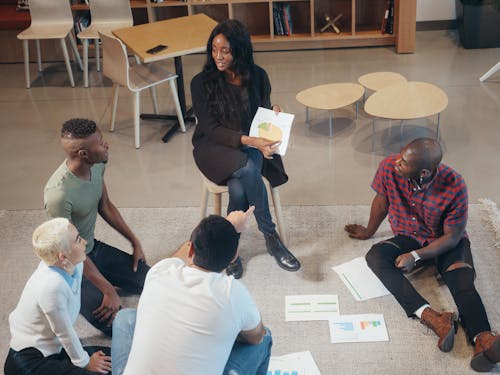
<box><xmin>411</xmin><ymin>250</ymin><xmax>421</xmax><ymax>265</ymax></box>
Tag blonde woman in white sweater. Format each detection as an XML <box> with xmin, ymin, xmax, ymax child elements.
<box><xmin>4</xmin><ymin>218</ymin><xmax>112</xmax><ymax>374</ymax></box>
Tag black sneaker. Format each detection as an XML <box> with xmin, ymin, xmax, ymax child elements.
<box><xmin>264</xmin><ymin>232</ymin><xmax>300</xmax><ymax>272</ymax></box>
<box><xmin>226</xmin><ymin>256</ymin><xmax>243</xmax><ymax>279</ymax></box>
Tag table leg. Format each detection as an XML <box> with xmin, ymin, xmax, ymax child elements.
<box><xmin>140</xmin><ymin>56</ymin><xmax>196</xmax><ymax>143</ymax></box>
<box><xmin>356</xmin><ymin>100</ymin><xmax>359</xmax><ymax>120</ymax></box>
<box><xmin>399</xmin><ymin>120</ymin><xmax>403</xmax><ymax>149</ymax></box>
<box><xmin>305</xmin><ymin>106</ymin><xmax>310</xmax><ymax>127</ymax></box>
<box><xmin>436</xmin><ymin>112</ymin><xmax>441</xmax><ymax>140</ymax></box>
<box><xmin>329</xmin><ymin>110</ymin><xmax>334</xmax><ymax>138</ymax></box>
<box><xmin>372</xmin><ymin>119</ymin><xmax>375</xmax><ymax>152</ymax></box>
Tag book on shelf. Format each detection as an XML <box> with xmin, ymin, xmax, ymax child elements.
<box><xmin>283</xmin><ymin>3</ymin><xmax>293</xmax><ymax>36</ymax></box>
<box><xmin>381</xmin><ymin>0</ymin><xmax>389</xmax><ymax>33</ymax></box>
<box><xmin>384</xmin><ymin>0</ymin><xmax>394</xmax><ymax>35</ymax></box>
<box><xmin>273</xmin><ymin>3</ymin><xmax>293</xmax><ymax>37</ymax></box>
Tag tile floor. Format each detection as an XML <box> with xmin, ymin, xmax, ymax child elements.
<box><xmin>0</xmin><ymin>30</ymin><xmax>499</xmax><ymax>211</ymax></box>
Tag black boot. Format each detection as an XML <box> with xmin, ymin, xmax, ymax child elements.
<box><xmin>264</xmin><ymin>232</ymin><xmax>300</xmax><ymax>272</ymax></box>
<box><xmin>226</xmin><ymin>256</ymin><xmax>243</xmax><ymax>279</ymax></box>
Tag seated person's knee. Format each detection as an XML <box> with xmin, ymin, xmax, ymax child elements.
<box><xmin>445</xmin><ymin>261</ymin><xmax>472</xmax><ymax>273</ymax></box>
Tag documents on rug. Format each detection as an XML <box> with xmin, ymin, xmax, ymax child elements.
<box><xmin>268</xmin><ymin>350</ymin><xmax>321</xmax><ymax>375</ymax></box>
<box><xmin>332</xmin><ymin>257</ymin><xmax>390</xmax><ymax>301</ymax></box>
<box><xmin>285</xmin><ymin>295</ymin><xmax>339</xmax><ymax>321</ymax></box>
<box><xmin>329</xmin><ymin>314</ymin><xmax>389</xmax><ymax>343</ymax></box>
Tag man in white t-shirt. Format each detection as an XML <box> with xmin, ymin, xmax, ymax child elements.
<box><xmin>111</xmin><ymin>207</ymin><xmax>272</xmax><ymax>375</ymax></box>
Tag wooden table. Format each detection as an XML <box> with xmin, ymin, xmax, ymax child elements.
<box><xmin>113</xmin><ymin>14</ymin><xmax>217</xmax><ymax>142</ymax></box>
<box><xmin>358</xmin><ymin>72</ymin><xmax>407</xmax><ymax>92</ymax></box>
<box><xmin>296</xmin><ymin>83</ymin><xmax>365</xmax><ymax>137</ymax></box>
<box><xmin>364</xmin><ymin>81</ymin><xmax>448</xmax><ymax>147</ymax></box>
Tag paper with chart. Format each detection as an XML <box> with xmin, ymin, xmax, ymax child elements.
<box><xmin>285</xmin><ymin>295</ymin><xmax>339</xmax><ymax>321</ymax></box>
<box><xmin>249</xmin><ymin>107</ymin><xmax>294</xmax><ymax>155</ymax></box>
<box><xmin>332</xmin><ymin>257</ymin><xmax>390</xmax><ymax>301</ymax></box>
<box><xmin>329</xmin><ymin>314</ymin><xmax>389</xmax><ymax>343</ymax></box>
<box><xmin>267</xmin><ymin>351</ymin><xmax>321</xmax><ymax>375</ymax></box>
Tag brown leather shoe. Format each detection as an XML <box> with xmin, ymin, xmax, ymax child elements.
<box><xmin>420</xmin><ymin>307</ymin><xmax>457</xmax><ymax>352</ymax></box>
<box><xmin>471</xmin><ymin>331</ymin><xmax>500</xmax><ymax>372</ymax></box>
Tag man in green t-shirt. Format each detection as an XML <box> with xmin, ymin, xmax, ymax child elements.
<box><xmin>44</xmin><ymin>118</ymin><xmax>150</xmax><ymax>336</ymax></box>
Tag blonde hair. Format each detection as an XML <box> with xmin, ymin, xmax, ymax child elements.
<box><xmin>32</xmin><ymin>218</ymin><xmax>71</xmax><ymax>265</ymax></box>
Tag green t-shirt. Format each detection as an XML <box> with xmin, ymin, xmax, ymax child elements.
<box><xmin>44</xmin><ymin>161</ymin><xmax>105</xmax><ymax>254</ymax></box>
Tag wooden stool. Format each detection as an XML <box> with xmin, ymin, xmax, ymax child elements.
<box><xmin>200</xmin><ymin>173</ymin><xmax>287</xmax><ymax>245</ymax></box>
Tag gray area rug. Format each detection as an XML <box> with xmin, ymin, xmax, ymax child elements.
<box><xmin>1</xmin><ymin>205</ymin><xmax>499</xmax><ymax>374</ymax></box>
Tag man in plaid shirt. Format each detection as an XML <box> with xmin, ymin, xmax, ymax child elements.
<box><xmin>345</xmin><ymin>138</ymin><xmax>499</xmax><ymax>372</ymax></box>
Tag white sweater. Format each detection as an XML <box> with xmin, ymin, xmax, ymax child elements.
<box><xmin>9</xmin><ymin>261</ymin><xmax>89</xmax><ymax>368</ymax></box>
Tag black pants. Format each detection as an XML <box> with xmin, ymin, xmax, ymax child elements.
<box><xmin>81</xmin><ymin>240</ymin><xmax>150</xmax><ymax>336</ymax></box>
<box><xmin>365</xmin><ymin>235</ymin><xmax>491</xmax><ymax>342</ymax></box>
<box><xmin>4</xmin><ymin>346</ymin><xmax>110</xmax><ymax>375</ymax></box>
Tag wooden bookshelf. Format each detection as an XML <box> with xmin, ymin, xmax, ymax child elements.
<box><xmin>72</xmin><ymin>0</ymin><xmax>415</xmax><ymax>53</ymax></box>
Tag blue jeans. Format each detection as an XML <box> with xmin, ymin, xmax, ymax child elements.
<box><xmin>111</xmin><ymin>309</ymin><xmax>272</xmax><ymax>375</ymax></box>
<box><xmin>228</xmin><ymin>147</ymin><xmax>275</xmax><ymax>235</ymax></box>
<box><xmin>223</xmin><ymin>328</ymin><xmax>273</xmax><ymax>375</ymax></box>
<box><xmin>112</xmin><ymin>309</ymin><xmax>137</xmax><ymax>375</ymax></box>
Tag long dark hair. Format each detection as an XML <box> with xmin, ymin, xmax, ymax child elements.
<box><xmin>202</xmin><ymin>19</ymin><xmax>256</xmax><ymax>128</ymax></box>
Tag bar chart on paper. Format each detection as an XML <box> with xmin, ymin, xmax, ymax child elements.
<box><xmin>267</xmin><ymin>351</ymin><xmax>322</xmax><ymax>375</ymax></box>
<box><xmin>329</xmin><ymin>314</ymin><xmax>389</xmax><ymax>343</ymax></box>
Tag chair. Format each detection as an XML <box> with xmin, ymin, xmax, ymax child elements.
<box><xmin>199</xmin><ymin>172</ymin><xmax>287</xmax><ymax>245</ymax></box>
<box><xmin>17</xmin><ymin>0</ymin><xmax>83</xmax><ymax>88</ymax></box>
<box><xmin>77</xmin><ymin>0</ymin><xmax>133</xmax><ymax>87</ymax></box>
<box><xmin>100</xmin><ymin>32</ymin><xmax>185</xmax><ymax>149</ymax></box>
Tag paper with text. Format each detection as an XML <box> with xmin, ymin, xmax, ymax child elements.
<box><xmin>285</xmin><ymin>295</ymin><xmax>339</xmax><ymax>322</ymax></box>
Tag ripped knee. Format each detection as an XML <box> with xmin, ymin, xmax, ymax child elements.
<box><xmin>445</xmin><ymin>262</ymin><xmax>473</xmax><ymax>272</ymax></box>
<box><xmin>379</xmin><ymin>240</ymin><xmax>401</xmax><ymax>249</ymax></box>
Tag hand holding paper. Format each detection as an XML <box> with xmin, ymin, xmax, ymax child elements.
<box><xmin>249</xmin><ymin>107</ymin><xmax>294</xmax><ymax>155</ymax></box>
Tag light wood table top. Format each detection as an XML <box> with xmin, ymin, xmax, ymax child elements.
<box><xmin>364</xmin><ymin>81</ymin><xmax>448</xmax><ymax>120</ymax></box>
<box><xmin>296</xmin><ymin>83</ymin><xmax>364</xmax><ymax>110</ymax></box>
<box><xmin>358</xmin><ymin>72</ymin><xmax>407</xmax><ymax>91</ymax></box>
<box><xmin>113</xmin><ymin>14</ymin><xmax>217</xmax><ymax>63</ymax></box>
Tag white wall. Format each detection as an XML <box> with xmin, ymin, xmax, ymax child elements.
<box><xmin>416</xmin><ymin>0</ymin><xmax>456</xmax><ymax>21</ymax></box>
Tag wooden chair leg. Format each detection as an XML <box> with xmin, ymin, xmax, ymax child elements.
<box><xmin>60</xmin><ymin>38</ymin><xmax>75</xmax><ymax>87</ymax></box>
<box><xmin>150</xmin><ymin>86</ymin><xmax>159</xmax><ymax>115</ymax></box>
<box><xmin>201</xmin><ymin>185</ymin><xmax>209</xmax><ymax>218</ymax></box>
<box><xmin>95</xmin><ymin>38</ymin><xmax>101</xmax><ymax>72</ymax></box>
<box><xmin>22</xmin><ymin>40</ymin><xmax>30</xmax><ymax>89</ymax></box>
<box><xmin>214</xmin><ymin>193</ymin><xmax>222</xmax><ymax>216</ymax></box>
<box><xmin>110</xmin><ymin>83</ymin><xmax>120</xmax><ymax>132</ymax></box>
<box><xmin>83</xmin><ymin>39</ymin><xmax>89</xmax><ymax>87</ymax></box>
<box><xmin>68</xmin><ymin>32</ymin><xmax>83</xmax><ymax>71</ymax></box>
<box><xmin>133</xmin><ymin>91</ymin><xmax>141</xmax><ymax>149</ymax></box>
<box><xmin>35</xmin><ymin>40</ymin><xmax>42</xmax><ymax>72</ymax></box>
<box><xmin>270</xmin><ymin>187</ymin><xmax>287</xmax><ymax>246</ymax></box>
<box><xmin>168</xmin><ymin>79</ymin><xmax>186</xmax><ymax>132</ymax></box>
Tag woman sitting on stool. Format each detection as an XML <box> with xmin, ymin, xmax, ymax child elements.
<box><xmin>4</xmin><ymin>218</ymin><xmax>111</xmax><ymax>375</ymax></box>
<box><xmin>191</xmin><ymin>19</ymin><xmax>300</xmax><ymax>278</ymax></box>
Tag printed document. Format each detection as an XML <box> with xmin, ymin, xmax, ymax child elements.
<box><xmin>249</xmin><ymin>107</ymin><xmax>294</xmax><ymax>155</ymax></box>
<box><xmin>332</xmin><ymin>257</ymin><xmax>390</xmax><ymax>301</ymax></box>
<box><xmin>285</xmin><ymin>295</ymin><xmax>339</xmax><ymax>321</ymax></box>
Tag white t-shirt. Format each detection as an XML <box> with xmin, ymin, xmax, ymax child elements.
<box><xmin>123</xmin><ymin>257</ymin><xmax>261</xmax><ymax>375</ymax></box>
<box><xmin>9</xmin><ymin>261</ymin><xmax>89</xmax><ymax>368</ymax></box>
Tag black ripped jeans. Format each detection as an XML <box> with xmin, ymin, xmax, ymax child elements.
<box><xmin>365</xmin><ymin>235</ymin><xmax>491</xmax><ymax>342</ymax></box>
